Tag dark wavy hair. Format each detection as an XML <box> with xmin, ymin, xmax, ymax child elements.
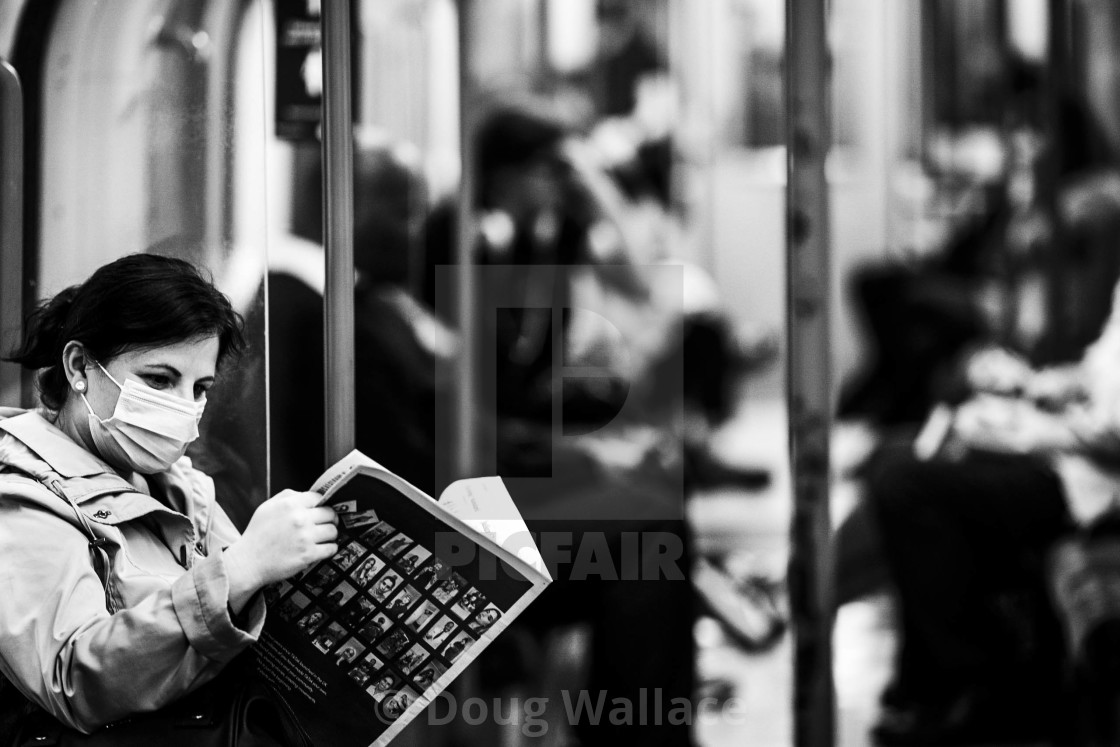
<box><xmin>5</xmin><ymin>253</ymin><xmax>245</xmax><ymax>410</ymax></box>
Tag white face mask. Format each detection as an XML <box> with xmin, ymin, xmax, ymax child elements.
<box><xmin>81</xmin><ymin>362</ymin><xmax>205</xmax><ymax>474</ymax></box>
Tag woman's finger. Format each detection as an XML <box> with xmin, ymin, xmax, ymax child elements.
<box><xmin>299</xmin><ymin>490</ymin><xmax>327</xmax><ymax>508</ymax></box>
<box><xmin>308</xmin><ymin>506</ymin><xmax>339</xmax><ymax>525</ymax></box>
<box><xmin>309</xmin><ymin>522</ymin><xmax>339</xmax><ymax>544</ymax></box>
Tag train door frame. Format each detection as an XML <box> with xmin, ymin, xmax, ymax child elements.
<box><xmin>2</xmin><ymin>0</ymin><xmax>59</xmax><ymax>408</ymax></box>
<box><xmin>0</xmin><ymin>56</ymin><xmax>22</xmax><ymax>404</ymax></box>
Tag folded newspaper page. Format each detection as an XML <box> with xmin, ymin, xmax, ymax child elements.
<box><xmin>253</xmin><ymin>451</ymin><xmax>551</xmax><ymax>747</ymax></box>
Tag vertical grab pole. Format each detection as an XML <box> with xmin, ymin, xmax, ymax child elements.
<box><xmin>785</xmin><ymin>0</ymin><xmax>835</xmax><ymax>745</ymax></box>
<box><xmin>0</xmin><ymin>59</ymin><xmax>23</xmax><ymax>406</ymax></box>
<box><xmin>1042</xmin><ymin>0</ymin><xmax>1069</xmax><ymax>360</ymax></box>
<box><xmin>453</xmin><ymin>0</ymin><xmax>479</xmax><ymax>480</ymax></box>
<box><xmin>321</xmin><ymin>0</ymin><xmax>356</xmax><ymax>464</ymax></box>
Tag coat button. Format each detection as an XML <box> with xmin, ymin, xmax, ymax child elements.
<box><xmin>93</xmin><ymin>509</ymin><xmax>111</xmax><ymax>519</ymax></box>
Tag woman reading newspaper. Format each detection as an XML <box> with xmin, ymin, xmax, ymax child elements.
<box><xmin>0</xmin><ymin>255</ymin><xmax>338</xmax><ymax>741</ymax></box>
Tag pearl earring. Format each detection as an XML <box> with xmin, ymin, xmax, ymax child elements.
<box><xmin>74</xmin><ymin>381</ymin><xmax>86</xmax><ymax>392</ymax></box>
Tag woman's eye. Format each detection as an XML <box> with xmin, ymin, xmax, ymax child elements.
<box><xmin>194</xmin><ymin>386</ymin><xmax>210</xmax><ymax>401</ymax></box>
<box><xmin>143</xmin><ymin>375</ymin><xmax>171</xmax><ymax>389</ymax></box>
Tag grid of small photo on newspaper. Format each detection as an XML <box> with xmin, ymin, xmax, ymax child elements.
<box><xmin>269</xmin><ymin>514</ymin><xmax>505</xmax><ymax>728</ymax></box>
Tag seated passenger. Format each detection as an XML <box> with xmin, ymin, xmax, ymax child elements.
<box><xmin>236</xmin><ymin>132</ymin><xmax>448</xmax><ymax>495</ymax></box>
<box><xmin>866</xmin><ymin>282</ymin><xmax>1120</xmax><ymax>745</ymax></box>
<box><xmin>423</xmin><ymin>103</ymin><xmax>774</xmax><ymax>488</ymax></box>
<box><xmin>842</xmin><ymin>55</ymin><xmax>1120</xmax><ymax>427</ymax></box>
<box><xmin>0</xmin><ymin>254</ymin><xmax>338</xmax><ymax>737</ymax></box>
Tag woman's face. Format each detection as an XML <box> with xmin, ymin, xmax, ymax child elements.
<box><xmin>84</xmin><ymin>336</ymin><xmax>219</xmax><ymax>418</ymax></box>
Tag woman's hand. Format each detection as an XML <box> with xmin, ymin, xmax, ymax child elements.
<box><xmin>223</xmin><ymin>491</ymin><xmax>338</xmax><ymax>611</ymax></box>
<box><xmin>965</xmin><ymin>347</ymin><xmax>1034</xmax><ymax>396</ymax></box>
<box><xmin>952</xmin><ymin>395</ymin><xmax>1075</xmax><ymax>456</ymax></box>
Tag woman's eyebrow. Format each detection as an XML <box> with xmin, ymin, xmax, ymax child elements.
<box><xmin>141</xmin><ymin>363</ymin><xmax>215</xmax><ymax>383</ymax></box>
<box><xmin>140</xmin><ymin>363</ymin><xmax>181</xmax><ymax>377</ymax></box>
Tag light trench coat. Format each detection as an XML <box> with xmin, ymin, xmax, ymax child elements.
<box><xmin>0</xmin><ymin>407</ymin><xmax>265</xmax><ymax>733</ymax></box>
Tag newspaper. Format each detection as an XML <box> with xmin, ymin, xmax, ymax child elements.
<box><xmin>253</xmin><ymin>451</ymin><xmax>551</xmax><ymax>747</ymax></box>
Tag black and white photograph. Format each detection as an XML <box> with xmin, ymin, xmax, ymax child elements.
<box><xmin>379</xmin><ymin>533</ymin><xmax>412</xmax><ymax>560</ymax></box>
<box><xmin>411</xmin><ymin>557</ymin><xmax>444</xmax><ymax>591</ymax></box>
<box><xmin>381</xmin><ymin>686</ymin><xmax>419</xmax><ymax>722</ymax></box>
<box><xmin>295</xmin><ymin>607</ymin><xmax>328</xmax><ymax>636</ymax></box>
<box><xmin>395</xmin><ymin>643</ymin><xmax>428</xmax><ymax>675</ymax></box>
<box><xmin>441</xmin><ymin>633</ymin><xmax>474</xmax><ymax>665</ymax></box>
<box><xmin>334</xmin><ymin>639</ymin><xmax>364</xmax><ymax>667</ymax></box>
<box><xmin>376</xmin><ymin>628</ymin><xmax>411</xmax><ymax>659</ymax></box>
<box><xmin>360</xmin><ymin>521</ymin><xmax>396</xmax><ymax>547</ymax></box>
<box><xmin>348</xmin><ymin>659</ymin><xmax>377</xmax><ymax>689</ymax></box>
<box><xmin>370</xmin><ymin>571</ymin><xmax>402</xmax><ymax>602</ymax></box>
<box><xmin>352</xmin><ymin>554</ymin><xmax>386</xmax><ymax>588</ymax></box>
<box><xmin>404</xmin><ymin>600</ymin><xmax>439</xmax><ymax>633</ymax></box>
<box><xmin>333</xmin><ymin>498</ymin><xmax>380</xmax><ymax>529</ymax></box>
<box><xmin>450</xmin><ymin>588</ymin><xmax>486</xmax><ymax>620</ymax></box>
<box><xmin>411</xmin><ymin>660</ymin><xmax>447</xmax><ymax>691</ymax></box>
<box><xmin>275</xmin><ymin>591</ymin><xmax>312</xmax><ymax>622</ymax></box>
<box><xmin>467</xmin><ymin>605</ymin><xmax>502</xmax><ymax>635</ymax></box>
<box><xmin>12</xmin><ymin>1</ymin><xmax>1102</xmax><ymax>745</ymax></box>
<box><xmin>340</xmin><ymin>594</ymin><xmax>377</xmax><ymax>628</ymax></box>
<box><xmin>312</xmin><ymin>622</ymin><xmax>348</xmax><ymax>654</ymax></box>
<box><xmin>432</xmin><ymin>573</ymin><xmax>466</xmax><ymax>605</ymax></box>
<box><xmin>385</xmin><ymin>585</ymin><xmax>420</xmax><ymax>619</ymax></box>
<box><xmin>360</xmin><ymin>613</ymin><xmax>392</xmax><ymax>644</ymax></box>
<box><xmin>367</xmin><ymin>674</ymin><xmax>399</xmax><ymax>703</ymax></box>
<box><xmin>302</xmin><ymin>563</ymin><xmax>342</xmax><ymax>595</ymax></box>
<box><xmin>423</xmin><ymin>616</ymin><xmax>458</xmax><ymax>648</ymax></box>
<box><xmin>334</xmin><ymin>540</ymin><xmax>366</xmax><ymax>571</ymax></box>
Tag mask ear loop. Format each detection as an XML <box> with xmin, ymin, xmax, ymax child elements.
<box><xmin>78</xmin><ymin>390</ymin><xmax>103</xmax><ymax>422</ymax></box>
<box><xmin>79</xmin><ymin>360</ymin><xmax>122</xmax><ymax>424</ymax></box>
<box><xmin>92</xmin><ymin>360</ymin><xmax>124</xmax><ymax>390</ymax></box>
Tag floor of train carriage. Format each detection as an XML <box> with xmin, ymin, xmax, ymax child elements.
<box><xmin>690</xmin><ymin>397</ymin><xmax>1053</xmax><ymax>747</ymax></box>
<box><xmin>692</xmin><ymin>395</ymin><xmax>893</xmax><ymax>747</ymax></box>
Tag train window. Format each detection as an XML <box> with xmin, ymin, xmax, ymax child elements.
<box><xmin>32</xmin><ymin>0</ymin><xmax>274</xmax><ymax>525</ymax></box>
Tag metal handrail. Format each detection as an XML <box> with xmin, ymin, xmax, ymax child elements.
<box><xmin>321</xmin><ymin>0</ymin><xmax>356</xmax><ymax>464</ymax></box>
<box><xmin>785</xmin><ymin>0</ymin><xmax>835</xmax><ymax>744</ymax></box>
<box><xmin>454</xmin><ymin>0</ymin><xmax>478</xmax><ymax>480</ymax></box>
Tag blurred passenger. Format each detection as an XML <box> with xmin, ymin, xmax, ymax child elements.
<box><xmin>423</xmin><ymin>104</ymin><xmax>774</xmax><ymax>489</ymax></box>
<box><xmin>579</xmin><ymin>0</ymin><xmax>667</xmax><ymax>121</ymax></box>
<box><xmin>423</xmin><ymin>105</ymin><xmax>698</xmax><ymax>745</ymax></box>
<box><xmin>232</xmin><ymin>133</ymin><xmax>448</xmax><ymax>496</ymax></box>
<box><xmin>841</xmin><ymin>55</ymin><xmax>1120</xmax><ymax>427</ymax></box>
<box><xmin>248</xmin><ymin>126</ymin><xmax>697</xmax><ymax>744</ymax></box>
<box><xmin>865</xmin><ymin>278</ymin><xmax>1120</xmax><ymax>745</ymax></box>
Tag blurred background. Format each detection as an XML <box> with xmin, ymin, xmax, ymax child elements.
<box><xmin>4</xmin><ymin>0</ymin><xmax>1120</xmax><ymax>745</ymax></box>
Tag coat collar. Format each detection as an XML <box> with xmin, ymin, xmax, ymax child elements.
<box><xmin>0</xmin><ymin>410</ymin><xmax>197</xmax><ymax>529</ymax></box>
<box><xmin>0</xmin><ymin>409</ymin><xmax>127</xmax><ymax>480</ymax></box>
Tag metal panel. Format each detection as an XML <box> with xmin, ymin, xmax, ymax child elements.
<box><xmin>785</xmin><ymin>0</ymin><xmax>835</xmax><ymax>744</ymax></box>
<box><xmin>321</xmin><ymin>0</ymin><xmax>356</xmax><ymax>464</ymax></box>
<box><xmin>0</xmin><ymin>58</ymin><xmax>22</xmax><ymax>405</ymax></box>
